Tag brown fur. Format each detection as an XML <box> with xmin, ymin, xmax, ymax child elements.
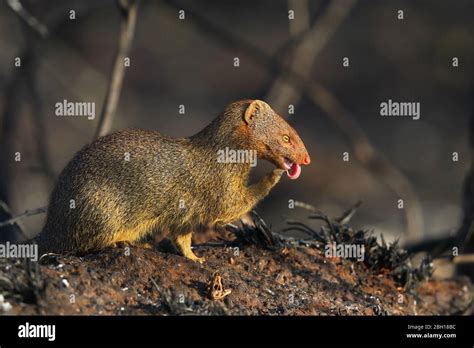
<box><xmin>36</xmin><ymin>100</ymin><xmax>310</xmax><ymax>262</ymax></box>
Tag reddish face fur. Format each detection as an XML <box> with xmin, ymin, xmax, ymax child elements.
<box><xmin>241</xmin><ymin>100</ymin><xmax>310</xmax><ymax>171</ymax></box>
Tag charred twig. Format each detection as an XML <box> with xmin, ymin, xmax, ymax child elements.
<box><xmin>336</xmin><ymin>201</ymin><xmax>362</xmax><ymax>224</ymax></box>
<box><xmin>282</xmin><ymin>201</ymin><xmax>432</xmax><ymax>289</ymax></box>
<box><xmin>24</xmin><ymin>257</ymin><xmax>45</xmax><ymax>313</ymax></box>
<box><xmin>308</xmin><ymin>213</ymin><xmax>336</xmax><ymax>236</ymax></box>
<box><xmin>288</xmin><ymin>200</ymin><xmax>337</xmax><ymax>236</ymax></box>
<box><xmin>250</xmin><ymin>210</ymin><xmax>279</xmax><ymax>247</ymax></box>
<box><xmin>150</xmin><ymin>277</ymin><xmax>161</xmax><ymax>293</ymax></box>
<box><xmin>280</xmin><ymin>226</ymin><xmax>317</xmax><ymax>235</ymax></box>
<box><xmin>281</xmin><ymin>219</ymin><xmax>324</xmax><ymax>241</ymax></box>
<box><xmin>226</xmin><ymin>210</ymin><xmax>279</xmax><ymax>249</ymax></box>
<box><xmin>94</xmin><ymin>0</ymin><xmax>138</xmax><ymax>138</ymax></box>
<box><xmin>150</xmin><ymin>278</ymin><xmax>183</xmax><ymax>314</ymax></box>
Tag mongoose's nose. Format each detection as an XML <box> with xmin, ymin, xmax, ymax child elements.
<box><xmin>303</xmin><ymin>154</ymin><xmax>311</xmax><ymax>165</ymax></box>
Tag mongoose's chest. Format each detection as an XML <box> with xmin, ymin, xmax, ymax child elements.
<box><xmin>181</xmin><ymin>173</ymin><xmax>250</xmax><ymax>225</ymax></box>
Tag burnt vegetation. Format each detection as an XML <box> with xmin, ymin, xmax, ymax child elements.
<box><xmin>0</xmin><ymin>204</ymin><xmax>471</xmax><ymax>316</ymax></box>
<box><xmin>0</xmin><ymin>0</ymin><xmax>473</xmax><ymax>317</ymax></box>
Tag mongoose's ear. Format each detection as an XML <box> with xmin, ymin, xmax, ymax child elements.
<box><xmin>243</xmin><ymin>100</ymin><xmax>260</xmax><ymax>125</ymax></box>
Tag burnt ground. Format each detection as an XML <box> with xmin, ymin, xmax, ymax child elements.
<box><xmin>0</xmin><ymin>210</ymin><xmax>472</xmax><ymax>316</ymax></box>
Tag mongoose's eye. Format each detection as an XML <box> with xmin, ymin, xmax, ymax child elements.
<box><xmin>282</xmin><ymin>135</ymin><xmax>290</xmax><ymax>143</ymax></box>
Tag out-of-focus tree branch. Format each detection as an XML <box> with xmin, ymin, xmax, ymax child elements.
<box><xmin>3</xmin><ymin>1</ymin><xmax>57</xmax><ymax>197</ymax></box>
<box><xmin>23</xmin><ymin>30</ymin><xmax>55</xmax><ymax>183</ymax></box>
<box><xmin>0</xmin><ymin>2</ymin><xmax>104</xmax><ymax>240</ymax></box>
<box><xmin>2</xmin><ymin>0</ymin><xmax>51</xmax><ymax>201</ymax></box>
<box><xmin>278</xmin><ymin>0</ymin><xmax>424</xmax><ymax>242</ymax></box>
<box><xmin>0</xmin><ymin>201</ymin><xmax>29</xmax><ymax>240</ymax></box>
<box><xmin>94</xmin><ymin>0</ymin><xmax>138</xmax><ymax>139</ymax></box>
<box><xmin>1</xmin><ymin>0</ymin><xmax>139</xmax><ymax>238</ymax></box>
<box><xmin>164</xmin><ymin>0</ymin><xmax>424</xmax><ymax>242</ymax></box>
<box><xmin>305</xmin><ymin>83</ymin><xmax>424</xmax><ymax>242</ymax></box>
<box><xmin>6</xmin><ymin>0</ymin><xmax>49</xmax><ymax>38</ymax></box>
<box><xmin>0</xmin><ymin>205</ymin><xmax>47</xmax><ymax>229</ymax></box>
<box><xmin>267</xmin><ymin>0</ymin><xmax>357</xmax><ymax>111</ymax></box>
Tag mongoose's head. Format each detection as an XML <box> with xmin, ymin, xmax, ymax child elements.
<box><xmin>235</xmin><ymin>99</ymin><xmax>311</xmax><ymax>179</ymax></box>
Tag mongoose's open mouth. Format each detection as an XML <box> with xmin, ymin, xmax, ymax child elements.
<box><xmin>283</xmin><ymin>157</ymin><xmax>301</xmax><ymax>180</ymax></box>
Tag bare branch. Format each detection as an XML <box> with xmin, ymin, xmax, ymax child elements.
<box><xmin>94</xmin><ymin>0</ymin><xmax>138</xmax><ymax>139</ymax></box>
<box><xmin>435</xmin><ymin>254</ymin><xmax>474</xmax><ymax>265</ymax></box>
<box><xmin>23</xmin><ymin>30</ymin><xmax>55</xmax><ymax>182</ymax></box>
<box><xmin>305</xmin><ymin>83</ymin><xmax>424</xmax><ymax>242</ymax></box>
<box><xmin>0</xmin><ymin>206</ymin><xmax>47</xmax><ymax>229</ymax></box>
<box><xmin>452</xmin><ymin>254</ymin><xmax>474</xmax><ymax>264</ymax></box>
<box><xmin>6</xmin><ymin>0</ymin><xmax>49</xmax><ymax>38</ymax></box>
<box><xmin>0</xmin><ymin>200</ymin><xmax>28</xmax><ymax>240</ymax></box>
<box><xmin>0</xmin><ymin>3</ymin><xmax>109</xmax><ymax>242</ymax></box>
<box><xmin>288</xmin><ymin>0</ymin><xmax>310</xmax><ymax>36</ymax></box>
<box><xmin>166</xmin><ymin>0</ymin><xmax>424</xmax><ymax>242</ymax></box>
<box><xmin>267</xmin><ymin>0</ymin><xmax>357</xmax><ymax>111</ymax></box>
<box><xmin>336</xmin><ymin>201</ymin><xmax>362</xmax><ymax>224</ymax></box>
<box><xmin>293</xmin><ymin>200</ymin><xmax>318</xmax><ymax>212</ymax></box>
<box><xmin>460</xmin><ymin>220</ymin><xmax>474</xmax><ymax>253</ymax></box>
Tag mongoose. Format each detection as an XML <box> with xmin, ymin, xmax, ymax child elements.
<box><xmin>36</xmin><ymin>99</ymin><xmax>310</xmax><ymax>262</ymax></box>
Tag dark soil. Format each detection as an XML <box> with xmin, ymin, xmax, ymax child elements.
<box><xmin>0</xmin><ymin>236</ymin><xmax>472</xmax><ymax>315</ymax></box>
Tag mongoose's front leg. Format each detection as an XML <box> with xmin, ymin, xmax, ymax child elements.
<box><xmin>247</xmin><ymin>169</ymin><xmax>285</xmax><ymax>205</ymax></box>
<box><xmin>170</xmin><ymin>231</ymin><xmax>205</xmax><ymax>264</ymax></box>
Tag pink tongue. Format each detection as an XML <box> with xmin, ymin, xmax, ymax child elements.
<box><xmin>286</xmin><ymin>163</ymin><xmax>301</xmax><ymax>180</ymax></box>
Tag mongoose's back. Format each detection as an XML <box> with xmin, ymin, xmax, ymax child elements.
<box><xmin>37</xmin><ymin>100</ymin><xmax>311</xmax><ymax>262</ymax></box>
<box><xmin>39</xmin><ymin>129</ymin><xmax>194</xmax><ymax>253</ymax></box>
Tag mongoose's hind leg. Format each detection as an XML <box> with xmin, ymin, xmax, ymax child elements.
<box><xmin>111</xmin><ymin>241</ymin><xmax>154</xmax><ymax>250</ymax></box>
<box><xmin>170</xmin><ymin>231</ymin><xmax>205</xmax><ymax>263</ymax></box>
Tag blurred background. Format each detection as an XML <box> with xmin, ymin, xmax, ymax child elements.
<box><xmin>0</xmin><ymin>0</ymin><xmax>473</xmax><ymax>259</ymax></box>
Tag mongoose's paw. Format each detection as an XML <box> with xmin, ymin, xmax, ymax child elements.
<box><xmin>133</xmin><ymin>241</ymin><xmax>154</xmax><ymax>250</ymax></box>
<box><xmin>112</xmin><ymin>240</ymin><xmax>154</xmax><ymax>250</ymax></box>
<box><xmin>170</xmin><ymin>232</ymin><xmax>205</xmax><ymax>264</ymax></box>
<box><xmin>187</xmin><ymin>253</ymin><xmax>206</xmax><ymax>264</ymax></box>
<box><xmin>272</xmin><ymin>168</ymin><xmax>285</xmax><ymax>180</ymax></box>
<box><xmin>266</xmin><ymin>169</ymin><xmax>285</xmax><ymax>186</ymax></box>
<box><xmin>177</xmin><ymin>247</ymin><xmax>206</xmax><ymax>264</ymax></box>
